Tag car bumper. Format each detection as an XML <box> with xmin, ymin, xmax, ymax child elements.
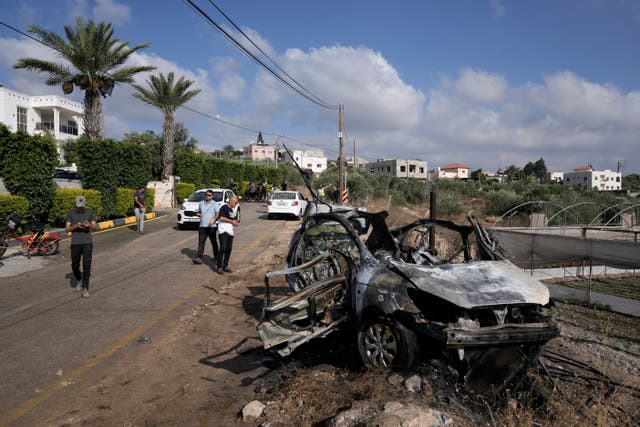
<box><xmin>268</xmin><ymin>207</ymin><xmax>299</xmax><ymax>215</ymax></box>
<box><xmin>444</xmin><ymin>322</ymin><xmax>560</xmax><ymax>348</ymax></box>
<box><xmin>177</xmin><ymin>212</ymin><xmax>200</xmax><ymax>224</ymax></box>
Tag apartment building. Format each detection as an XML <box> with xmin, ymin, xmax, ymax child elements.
<box><xmin>366</xmin><ymin>159</ymin><xmax>428</xmax><ymax>179</ymax></box>
<box><xmin>563</xmin><ymin>165</ymin><xmax>622</xmax><ymax>191</ymax></box>
<box><xmin>0</xmin><ymin>85</ymin><xmax>83</xmax><ymax>159</ymax></box>
<box><xmin>282</xmin><ymin>149</ymin><xmax>327</xmax><ymax>174</ymax></box>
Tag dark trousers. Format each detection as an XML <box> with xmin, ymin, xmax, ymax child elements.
<box><xmin>197</xmin><ymin>226</ymin><xmax>218</xmax><ymax>260</ymax></box>
<box><xmin>70</xmin><ymin>243</ymin><xmax>93</xmax><ymax>289</ymax></box>
<box><xmin>216</xmin><ymin>232</ymin><xmax>234</xmax><ymax>269</ymax></box>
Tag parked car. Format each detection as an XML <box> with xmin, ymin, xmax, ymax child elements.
<box><xmin>257</xmin><ymin>208</ymin><xmax>559</xmax><ymax>396</ymax></box>
<box><xmin>53</xmin><ymin>169</ymin><xmax>83</xmax><ymax>180</ymax></box>
<box><xmin>177</xmin><ymin>188</ymin><xmax>240</xmax><ymax>229</ymax></box>
<box><xmin>267</xmin><ymin>191</ymin><xmax>308</xmax><ymax>219</ymax></box>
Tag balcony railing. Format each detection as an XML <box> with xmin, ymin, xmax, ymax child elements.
<box><xmin>60</xmin><ymin>124</ymin><xmax>78</xmax><ymax>135</ymax></box>
<box><xmin>35</xmin><ymin>121</ymin><xmax>79</xmax><ymax>135</ymax></box>
<box><xmin>35</xmin><ymin>121</ymin><xmax>54</xmax><ymax>130</ymax></box>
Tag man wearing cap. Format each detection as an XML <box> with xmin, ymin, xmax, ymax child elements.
<box><xmin>65</xmin><ymin>195</ymin><xmax>97</xmax><ymax>298</ymax></box>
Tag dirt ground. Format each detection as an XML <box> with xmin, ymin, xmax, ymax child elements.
<box><xmin>43</xmin><ymin>209</ymin><xmax>640</xmax><ymax>427</ymax></box>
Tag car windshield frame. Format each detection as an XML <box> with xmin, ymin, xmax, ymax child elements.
<box><xmin>189</xmin><ymin>190</ymin><xmax>224</xmax><ymax>203</ymax></box>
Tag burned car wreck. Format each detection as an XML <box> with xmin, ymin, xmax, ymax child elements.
<box><xmin>257</xmin><ymin>208</ymin><xmax>559</xmax><ymax>394</ymax></box>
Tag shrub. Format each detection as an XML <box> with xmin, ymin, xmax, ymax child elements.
<box><xmin>115</xmin><ymin>187</ymin><xmax>135</xmax><ymax>217</ymax></box>
<box><xmin>0</xmin><ymin>124</ymin><xmax>58</xmax><ymax>223</ymax></box>
<box><xmin>436</xmin><ymin>190</ymin><xmax>467</xmax><ymax>216</ymax></box>
<box><xmin>49</xmin><ymin>189</ymin><xmax>102</xmax><ymax>226</ymax></box>
<box><xmin>0</xmin><ymin>194</ymin><xmax>29</xmax><ymax>232</ymax></box>
<box><xmin>483</xmin><ymin>189</ymin><xmax>523</xmax><ymax>217</ymax></box>
<box><xmin>176</xmin><ymin>182</ymin><xmax>196</xmax><ymax>203</ymax></box>
<box><xmin>75</xmin><ymin>138</ymin><xmax>151</xmax><ymax>219</ymax></box>
<box><xmin>145</xmin><ymin>188</ymin><xmax>155</xmax><ymax>212</ymax></box>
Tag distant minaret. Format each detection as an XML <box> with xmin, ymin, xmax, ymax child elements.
<box><xmin>257</xmin><ymin>131</ymin><xmax>264</xmax><ymax>145</ymax></box>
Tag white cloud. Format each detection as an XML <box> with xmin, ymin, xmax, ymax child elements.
<box><xmin>91</xmin><ymin>0</ymin><xmax>130</xmax><ymax>25</ymax></box>
<box><xmin>455</xmin><ymin>68</ymin><xmax>508</xmax><ymax>104</ymax></box>
<box><xmin>490</xmin><ymin>0</ymin><xmax>506</xmax><ymax>17</ymax></box>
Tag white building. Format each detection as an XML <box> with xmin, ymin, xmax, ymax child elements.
<box><xmin>429</xmin><ymin>163</ymin><xmax>470</xmax><ymax>180</ymax></box>
<box><xmin>343</xmin><ymin>155</ymin><xmax>368</xmax><ymax>169</ymax></box>
<box><xmin>563</xmin><ymin>165</ymin><xmax>622</xmax><ymax>191</ymax></box>
<box><xmin>0</xmin><ymin>85</ymin><xmax>83</xmax><ymax>160</ymax></box>
<box><xmin>547</xmin><ymin>172</ymin><xmax>564</xmax><ymax>183</ymax></box>
<box><xmin>282</xmin><ymin>149</ymin><xmax>327</xmax><ymax>174</ymax></box>
<box><xmin>366</xmin><ymin>159</ymin><xmax>428</xmax><ymax>179</ymax></box>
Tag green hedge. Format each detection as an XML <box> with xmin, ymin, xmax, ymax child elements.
<box><xmin>175</xmin><ymin>152</ymin><xmax>280</xmax><ymax>189</ymax></box>
<box><xmin>49</xmin><ymin>189</ymin><xmax>102</xmax><ymax>226</ymax></box>
<box><xmin>76</xmin><ymin>137</ymin><xmax>151</xmax><ymax>219</ymax></box>
<box><xmin>0</xmin><ymin>124</ymin><xmax>58</xmax><ymax>223</ymax></box>
<box><xmin>176</xmin><ymin>182</ymin><xmax>196</xmax><ymax>203</ymax></box>
<box><xmin>0</xmin><ymin>194</ymin><xmax>29</xmax><ymax>232</ymax></box>
<box><xmin>115</xmin><ymin>187</ymin><xmax>155</xmax><ymax>217</ymax></box>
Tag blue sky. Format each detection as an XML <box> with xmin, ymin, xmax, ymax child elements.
<box><xmin>1</xmin><ymin>0</ymin><xmax>639</xmax><ymax>174</ymax></box>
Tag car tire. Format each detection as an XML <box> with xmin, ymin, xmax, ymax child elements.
<box><xmin>236</xmin><ymin>207</ymin><xmax>241</xmax><ymax>223</ymax></box>
<box><xmin>0</xmin><ymin>239</ymin><xmax>7</xmax><ymax>258</ymax></box>
<box><xmin>267</xmin><ymin>213</ymin><xmax>273</xmax><ymax>220</ymax></box>
<box><xmin>357</xmin><ymin>317</ymin><xmax>418</xmax><ymax>369</ymax></box>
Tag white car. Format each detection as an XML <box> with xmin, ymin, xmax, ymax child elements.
<box><xmin>177</xmin><ymin>188</ymin><xmax>240</xmax><ymax>229</ymax></box>
<box><xmin>267</xmin><ymin>191</ymin><xmax>308</xmax><ymax>219</ymax></box>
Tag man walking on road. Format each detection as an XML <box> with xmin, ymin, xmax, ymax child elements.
<box><xmin>215</xmin><ymin>196</ymin><xmax>239</xmax><ymax>275</ymax></box>
<box><xmin>65</xmin><ymin>195</ymin><xmax>97</xmax><ymax>298</ymax></box>
<box><xmin>193</xmin><ymin>190</ymin><xmax>219</xmax><ymax>265</ymax></box>
<box><xmin>133</xmin><ymin>185</ymin><xmax>146</xmax><ymax>234</ymax></box>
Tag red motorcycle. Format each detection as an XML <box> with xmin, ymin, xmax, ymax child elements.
<box><xmin>0</xmin><ymin>214</ymin><xmax>61</xmax><ymax>259</ymax></box>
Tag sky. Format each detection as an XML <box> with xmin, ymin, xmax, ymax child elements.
<box><xmin>1</xmin><ymin>0</ymin><xmax>639</xmax><ymax>175</ymax></box>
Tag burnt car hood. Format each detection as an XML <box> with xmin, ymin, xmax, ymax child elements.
<box><xmin>387</xmin><ymin>259</ymin><xmax>550</xmax><ymax>309</ymax></box>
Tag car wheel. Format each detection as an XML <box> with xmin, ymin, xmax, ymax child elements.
<box><xmin>236</xmin><ymin>207</ymin><xmax>241</xmax><ymax>223</ymax></box>
<box><xmin>357</xmin><ymin>317</ymin><xmax>418</xmax><ymax>369</ymax></box>
<box><xmin>267</xmin><ymin>213</ymin><xmax>273</xmax><ymax>220</ymax></box>
<box><xmin>0</xmin><ymin>239</ymin><xmax>7</xmax><ymax>258</ymax></box>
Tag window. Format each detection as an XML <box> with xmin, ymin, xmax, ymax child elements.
<box><xmin>419</xmin><ymin>167</ymin><xmax>424</xmax><ymax>173</ymax></box>
<box><xmin>400</xmin><ymin>166</ymin><xmax>406</xmax><ymax>172</ymax></box>
<box><xmin>17</xmin><ymin>107</ymin><xmax>27</xmax><ymax>132</ymax></box>
<box><xmin>409</xmin><ymin>165</ymin><xmax>416</xmax><ymax>173</ymax></box>
<box><xmin>316</xmin><ymin>164</ymin><xmax>321</xmax><ymax>168</ymax></box>
<box><xmin>307</xmin><ymin>163</ymin><xmax>312</xmax><ymax>168</ymax></box>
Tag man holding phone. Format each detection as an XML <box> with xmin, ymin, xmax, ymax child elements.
<box><xmin>65</xmin><ymin>195</ymin><xmax>97</xmax><ymax>298</ymax></box>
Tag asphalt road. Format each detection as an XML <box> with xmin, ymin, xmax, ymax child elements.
<box><xmin>0</xmin><ymin>202</ymin><xmax>283</xmax><ymax>426</ymax></box>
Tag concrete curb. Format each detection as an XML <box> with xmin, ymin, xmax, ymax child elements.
<box><xmin>3</xmin><ymin>212</ymin><xmax>158</xmax><ymax>248</ymax></box>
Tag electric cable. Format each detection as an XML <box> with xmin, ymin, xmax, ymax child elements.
<box><xmin>182</xmin><ymin>0</ymin><xmax>338</xmax><ymax>110</ymax></box>
<box><xmin>205</xmin><ymin>0</ymin><xmax>335</xmax><ymax>109</ymax></box>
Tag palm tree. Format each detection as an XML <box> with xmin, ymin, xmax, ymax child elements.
<box><xmin>132</xmin><ymin>72</ymin><xmax>201</xmax><ymax>180</ymax></box>
<box><xmin>14</xmin><ymin>17</ymin><xmax>155</xmax><ymax>140</ymax></box>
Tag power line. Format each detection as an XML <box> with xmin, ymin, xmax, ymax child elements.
<box><xmin>205</xmin><ymin>0</ymin><xmax>335</xmax><ymax>109</ymax></box>
<box><xmin>0</xmin><ymin>18</ymin><xmax>337</xmax><ymax>156</ymax></box>
<box><xmin>181</xmin><ymin>0</ymin><xmax>338</xmax><ymax>110</ymax></box>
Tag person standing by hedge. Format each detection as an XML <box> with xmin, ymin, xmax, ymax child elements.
<box><xmin>192</xmin><ymin>190</ymin><xmax>219</xmax><ymax>265</ymax></box>
<box><xmin>65</xmin><ymin>195</ymin><xmax>97</xmax><ymax>298</ymax></box>
<box><xmin>215</xmin><ymin>196</ymin><xmax>239</xmax><ymax>275</ymax></box>
<box><xmin>133</xmin><ymin>186</ymin><xmax>146</xmax><ymax>234</ymax></box>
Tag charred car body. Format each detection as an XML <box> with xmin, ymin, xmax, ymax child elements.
<box><xmin>257</xmin><ymin>207</ymin><xmax>559</xmax><ymax>394</ymax></box>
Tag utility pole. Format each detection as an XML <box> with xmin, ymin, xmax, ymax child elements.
<box><xmin>353</xmin><ymin>139</ymin><xmax>356</xmax><ymax>169</ymax></box>
<box><xmin>338</xmin><ymin>104</ymin><xmax>344</xmax><ymax>205</ymax></box>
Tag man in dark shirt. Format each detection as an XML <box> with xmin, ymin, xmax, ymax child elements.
<box><xmin>215</xmin><ymin>196</ymin><xmax>239</xmax><ymax>275</ymax></box>
<box><xmin>133</xmin><ymin>186</ymin><xmax>146</xmax><ymax>234</ymax></box>
<box><xmin>65</xmin><ymin>195</ymin><xmax>97</xmax><ymax>298</ymax></box>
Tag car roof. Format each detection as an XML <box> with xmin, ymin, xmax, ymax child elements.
<box><xmin>194</xmin><ymin>188</ymin><xmax>233</xmax><ymax>192</ymax></box>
